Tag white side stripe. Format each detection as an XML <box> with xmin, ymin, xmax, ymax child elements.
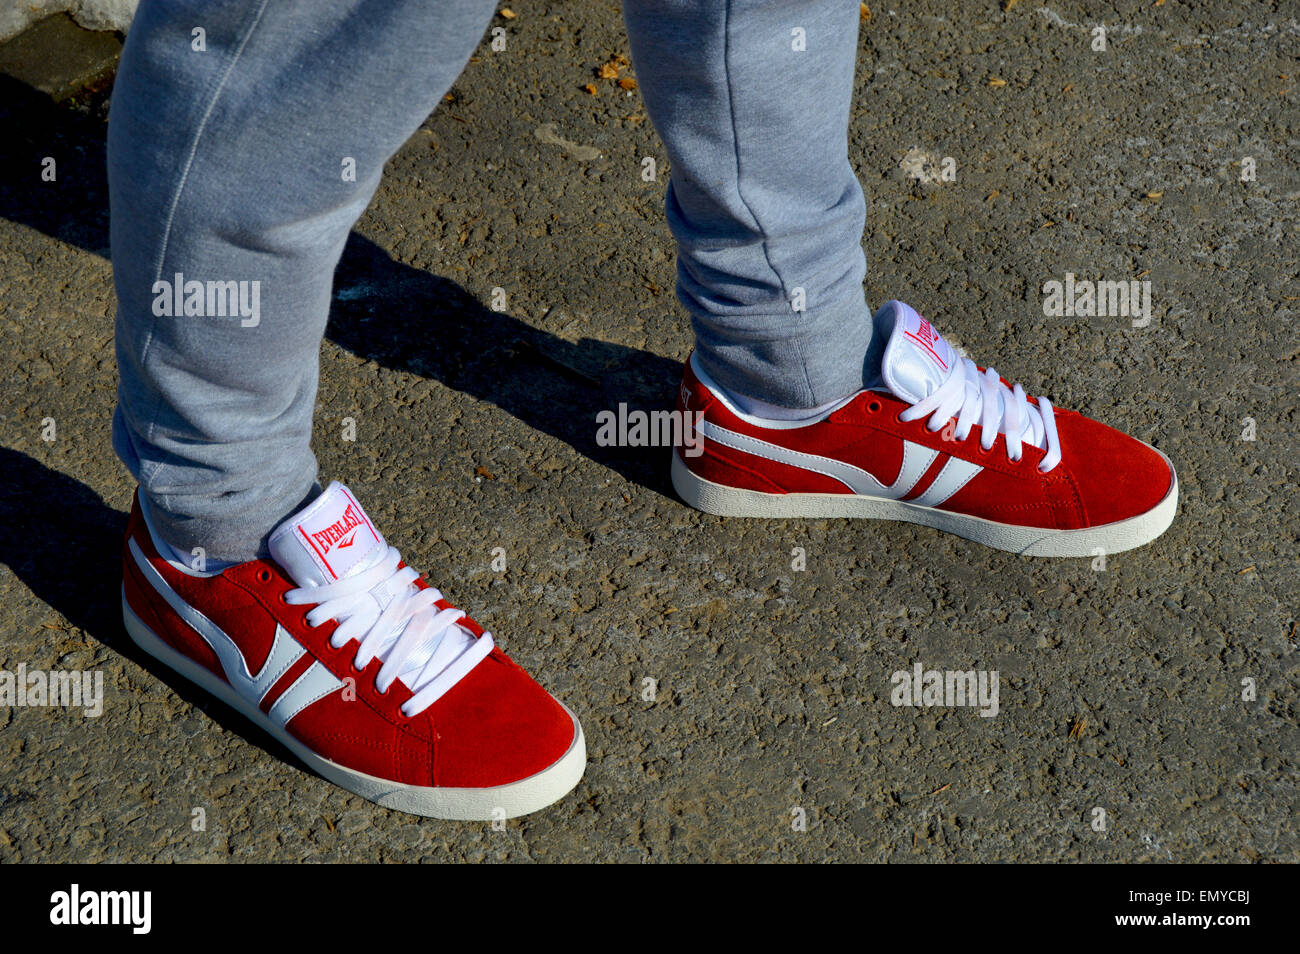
<box><xmin>908</xmin><ymin>457</ymin><xmax>983</xmax><ymax>507</ymax></box>
<box><xmin>894</xmin><ymin>440</ymin><xmax>943</xmax><ymax>498</ymax></box>
<box><xmin>701</xmin><ymin>421</ymin><xmax>939</xmax><ymax>499</ymax></box>
<box><xmin>266</xmin><ymin>662</ymin><xmax>344</xmax><ymax>728</ymax></box>
<box><xmin>129</xmin><ymin>538</ymin><xmax>336</xmax><ymax>722</ymax></box>
<box><xmin>248</xmin><ymin>623</ymin><xmax>309</xmax><ymax>702</ymax></box>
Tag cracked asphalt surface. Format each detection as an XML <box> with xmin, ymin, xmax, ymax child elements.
<box><xmin>0</xmin><ymin>1</ymin><xmax>1296</xmax><ymax>862</ymax></box>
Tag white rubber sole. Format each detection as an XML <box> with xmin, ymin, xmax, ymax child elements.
<box><xmin>672</xmin><ymin>450</ymin><xmax>1178</xmax><ymax>557</ymax></box>
<box><xmin>122</xmin><ymin>588</ymin><xmax>586</xmax><ymax>820</ymax></box>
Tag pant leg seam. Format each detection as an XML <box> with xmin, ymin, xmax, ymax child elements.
<box><xmin>721</xmin><ymin>0</ymin><xmax>816</xmax><ymax>406</ymax></box>
<box><xmin>721</xmin><ymin>0</ymin><xmax>785</xmax><ymax>297</ymax></box>
<box><xmin>134</xmin><ymin>0</ymin><xmax>274</xmax><ymax>493</ymax></box>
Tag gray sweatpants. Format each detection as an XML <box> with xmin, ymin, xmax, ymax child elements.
<box><xmin>110</xmin><ymin>0</ymin><xmax>872</xmax><ymax>562</ymax></box>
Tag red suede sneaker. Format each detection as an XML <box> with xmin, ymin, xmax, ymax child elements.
<box><xmin>672</xmin><ymin>300</ymin><xmax>1178</xmax><ymax>556</ymax></box>
<box><xmin>121</xmin><ymin>481</ymin><xmax>585</xmax><ymax>819</ymax></box>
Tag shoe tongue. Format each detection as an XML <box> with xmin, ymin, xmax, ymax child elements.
<box><xmin>880</xmin><ymin>300</ymin><xmax>959</xmax><ymax>404</ymax></box>
<box><xmin>269</xmin><ymin>482</ymin><xmax>386</xmax><ymax>588</ymax></box>
<box><xmin>268</xmin><ymin>482</ymin><xmax>477</xmax><ymax>697</ymax></box>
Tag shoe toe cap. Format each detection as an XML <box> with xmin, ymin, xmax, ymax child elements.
<box><xmin>428</xmin><ymin>649</ymin><xmax>578</xmax><ymax>789</ymax></box>
<box><xmin>1055</xmin><ymin>411</ymin><xmax>1174</xmax><ymax>527</ymax></box>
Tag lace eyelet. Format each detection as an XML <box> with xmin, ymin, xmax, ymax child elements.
<box><xmin>301</xmin><ymin>611</ymin><xmax>317</xmax><ymax>629</ymax></box>
<box><xmin>257</xmin><ymin>568</ymin><xmax>272</xmax><ymax>584</ymax></box>
<box><xmin>867</xmin><ymin>400</ymin><xmax>882</xmax><ymax>414</ymax></box>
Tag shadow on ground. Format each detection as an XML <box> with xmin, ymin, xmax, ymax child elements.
<box><xmin>329</xmin><ymin>234</ymin><xmax>681</xmax><ymax>495</ymax></box>
<box><xmin>0</xmin><ymin>448</ymin><xmax>313</xmax><ymax>772</ymax></box>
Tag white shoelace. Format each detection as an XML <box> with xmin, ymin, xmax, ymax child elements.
<box><xmin>284</xmin><ymin>546</ymin><xmax>494</xmax><ymax>716</ymax></box>
<box><xmin>898</xmin><ymin>357</ymin><xmax>1063</xmax><ymax>473</ymax></box>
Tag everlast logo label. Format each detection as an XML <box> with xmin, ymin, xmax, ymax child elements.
<box><xmin>312</xmin><ymin>504</ymin><xmax>363</xmax><ymax>552</ymax></box>
<box><xmin>906</xmin><ymin>317</ymin><xmax>948</xmax><ymax>371</ymax></box>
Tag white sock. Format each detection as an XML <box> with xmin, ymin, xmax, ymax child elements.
<box><xmin>157</xmin><ymin>536</ymin><xmax>239</xmax><ymax>573</ymax></box>
<box><xmin>718</xmin><ymin>385</ymin><xmax>853</xmax><ymax>422</ymax></box>
<box><xmin>140</xmin><ymin>495</ymin><xmax>239</xmax><ymax>573</ymax></box>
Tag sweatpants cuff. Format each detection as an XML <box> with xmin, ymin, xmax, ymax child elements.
<box><xmin>688</xmin><ymin>293</ymin><xmax>873</xmax><ymax>409</ymax></box>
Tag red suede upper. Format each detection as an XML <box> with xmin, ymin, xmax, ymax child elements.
<box><xmin>123</xmin><ymin>494</ymin><xmax>575</xmax><ymax>788</ymax></box>
<box><xmin>1050</xmin><ymin>410</ymin><xmax>1172</xmax><ymax>527</ymax></box>
<box><xmin>677</xmin><ymin>358</ymin><xmax>1171</xmax><ymax>531</ymax></box>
